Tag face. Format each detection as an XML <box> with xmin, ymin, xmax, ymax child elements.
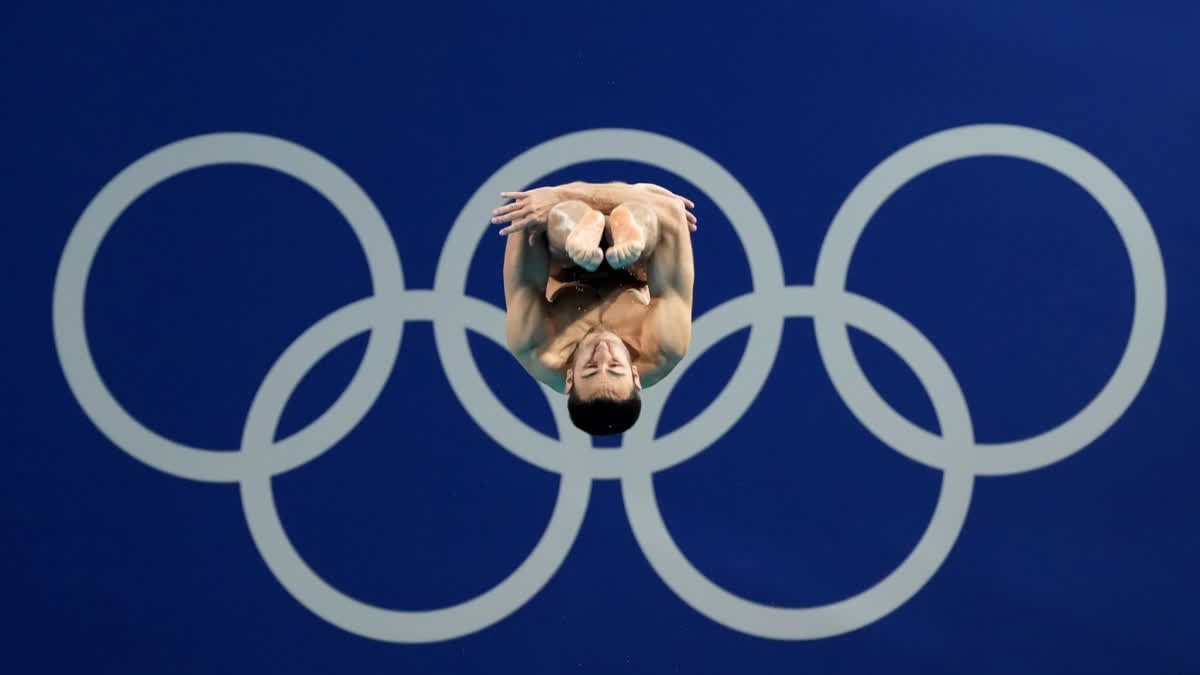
<box><xmin>565</xmin><ymin>327</ymin><xmax>641</xmax><ymax>401</ymax></box>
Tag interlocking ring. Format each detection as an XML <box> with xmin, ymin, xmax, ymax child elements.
<box><xmin>53</xmin><ymin>125</ymin><xmax>1165</xmax><ymax>642</ymax></box>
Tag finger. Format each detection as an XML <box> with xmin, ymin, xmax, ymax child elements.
<box><xmin>498</xmin><ymin>221</ymin><xmax>530</xmax><ymax>235</ymax></box>
<box><xmin>681</xmin><ymin>197</ymin><xmax>695</xmax><ymax>209</ymax></box>
<box><xmin>491</xmin><ymin>210</ymin><xmax>528</xmax><ymax>225</ymax></box>
<box><xmin>502</xmin><ymin>215</ymin><xmax>534</xmax><ymax>234</ymax></box>
<box><xmin>500</xmin><ymin>191</ymin><xmax>527</xmax><ymax>199</ymax></box>
<box><xmin>492</xmin><ymin>201</ymin><xmax>524</xmax><ymax>217</ymax></box>
<box><xmin>689</xmin><ymin>222</ymin><xmax>698</xmax><ymax>232</ymax></box>
<box><xmin>686</xmin><ymin>211</ymin><xmax>697</xmax><ymax>224</ymax></box>
<box><xmin>490</xmin><ymin>209</ymin><xmax>521</xmax><ymax>223</ymax></box>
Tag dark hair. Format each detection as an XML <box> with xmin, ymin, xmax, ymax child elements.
<box><xmin>567</xmin><ymin>389</ymin><xmax>642</xmax><ymax>436</ymax></box>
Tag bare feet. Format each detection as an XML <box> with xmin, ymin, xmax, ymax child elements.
<box><xmin>606</xmin><ymin>205</ymin><xmax>646</xmax><ymax>269</ymax></box>
<box><xmin>564</xmin><ymin>208</ymin><xmax>606</xmax><ymax>271</ymax></box>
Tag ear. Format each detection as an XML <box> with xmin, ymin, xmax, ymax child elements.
<box><xmin>631</xmin><ymin>364</ymin><xmax>642</xmax><ymax>392</ymax></box>
<box><xmin>564</xmin><ymin>368</ymin><xmax>574</xmax><ymax>394</ymax></box>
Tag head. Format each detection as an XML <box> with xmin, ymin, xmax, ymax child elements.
<box><xmin>564</xmin><ymin>326</ymin><xmax>643</xmax><ymax>436</ymax></box>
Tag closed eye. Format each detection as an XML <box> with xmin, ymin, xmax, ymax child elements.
<box><xmin>581</xmin><ymin>369</ymin><xmax>623</xmax><ymax>379</ymax></box>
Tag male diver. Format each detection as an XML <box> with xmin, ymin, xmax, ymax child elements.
<box><xmin>493</xmin><ymin>181</ymin><xmax>697</xmax><ymax>435</ymax></box>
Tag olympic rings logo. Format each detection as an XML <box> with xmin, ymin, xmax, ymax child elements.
<box><xmin>53</xmin><ymin>125</ymin><xmax>1166</xmax><ymax>642</ymax></box>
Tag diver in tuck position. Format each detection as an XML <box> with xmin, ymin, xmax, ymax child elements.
<box><xmin>493</xmin><ymin>181</ymin><xmax>698</xmax><ymax>435</ymax></box>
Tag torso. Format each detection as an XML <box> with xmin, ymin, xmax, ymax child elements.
<box><xmin>536</xmin><ymin>260</ymin><xmax>664</xmax><ymax>384</ymax></box>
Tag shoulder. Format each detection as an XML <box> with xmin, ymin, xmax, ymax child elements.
<box><xmin>637</xmin><ymin>294</ymin><xmax>692</xmax><ymax>389</ymax></box>
<box><xmin>513</xmin><ymin>348</ymin><xmax>567</xmax><ymax>393</ymax></box>
<box><xmin>647</xmin><ymin>290</ymin><xmax>692</xmax><ymax>355</ymax></box>
<box><xmin>637</xmin><ymin>349</ymin><xmax>684</xmax><ymax>389</ymax></box>
<box><xmin>505</xmin><ymin>287</ymin><xmax>551</xmax><ymax>354</ymax></box>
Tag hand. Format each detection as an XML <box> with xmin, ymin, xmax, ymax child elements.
<box><xmin>492</xmin><ymin>186</ymin><xmax>562</xmax><ymax>243</ymax></box>
<box><xmin>634</xmin><ymin>183</ymin><xmax>698</xmax><ymax>231</ymax></box>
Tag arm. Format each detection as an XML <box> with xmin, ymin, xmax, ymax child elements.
<box><xmin>640</xmin><ymin>199</ymin><xmax>695</xmax><ymax>388</ymax></box>
<box><xmin>502</xmin><ymin>231</ymin><xmax>566</xmax><ymax>390</ymax></box>
<box><xmin>503</xmin><ymin>230</ymin><xmax>551</xmax><ymax>355</ymax></box>
<box><xmin>556</xmin><ymin>181</ymin><xmax>697</xmax><ymax>233</ymax></box>
<box><xmin>492</xmin><ymin>182</ymin><xmax>697</xmax><ymax>235</ymax></box>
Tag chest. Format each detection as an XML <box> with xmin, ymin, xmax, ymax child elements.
<box><xmin>540</xmin><ymin>285</ymin><xmax>659</xmax><ymax>373</ymax></box>
<box><xmin>549</xmin><ymin>284</ymin><xmax>648</xmax><ymax>331</ymax></box>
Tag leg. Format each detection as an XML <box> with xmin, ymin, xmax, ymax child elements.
<box><xmin>548</xmin><ymin>200</ymin><xmax>605</xmax><ymax>271</ymax></box>
<box><xmin>606</xmin><ymin>201</ymin><xmax>659</xmax><ymax>270</ymax></box>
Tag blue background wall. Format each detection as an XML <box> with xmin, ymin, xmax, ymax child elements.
<box><xmin>3</xmin><ymin>2</ymin><xmax>1198</xmax><ymax>673</ymax></box>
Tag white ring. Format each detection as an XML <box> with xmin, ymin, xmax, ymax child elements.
<box><xmin>52</xmin><ymin>133</ymin><xmax>405</xmax><ymax>482</ymax></box>
<box><xmin>814</xmin><ymin>124</ymin><xmax>1166</xmax><ymax>475</ymax></box>
<box><xmin>237</xmin><ymin>291</ymin><xmax>590</xmax><ymax>643</ymax></box>
<box><xmin>625</xmin><ymin>287</ymin><xmax>975</xmax><ymax>639</ymax></box>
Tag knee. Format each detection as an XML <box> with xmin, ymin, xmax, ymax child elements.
<box><xmin>613</xmin><ymin>200</ymin><xmax>657</xmax><ymax>226</ymax></box>
<box><xmin>549</xmin><ymin>200</ymin><xmax>593</xmax><ymax>226</ymax></box>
